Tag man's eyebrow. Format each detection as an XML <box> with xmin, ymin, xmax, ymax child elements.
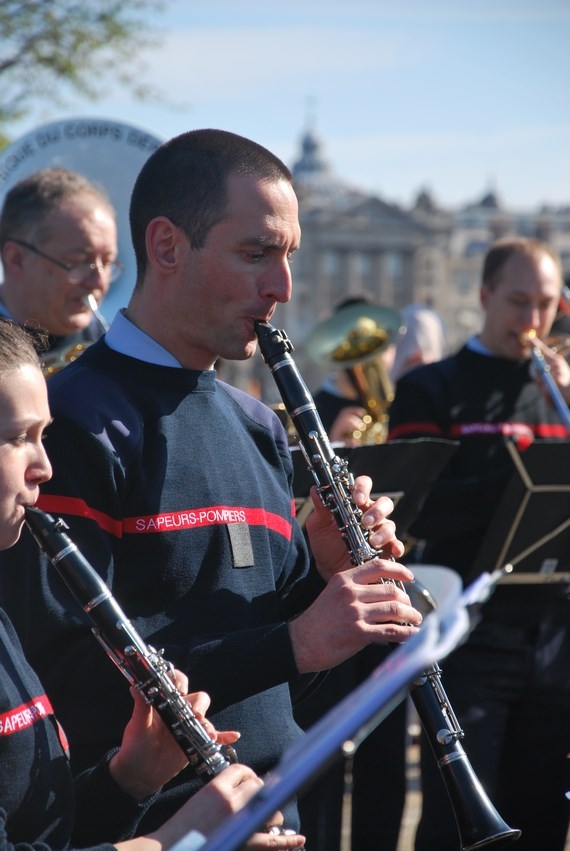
<box><xmin>257</xmin><ymin>236</ymin><xmax>282</xmax><ymax>248</ymax></box>
<box><xmin>256</xmin><ymin>235</ymin><xmax>300</xmax><ymax>252</ymax></box>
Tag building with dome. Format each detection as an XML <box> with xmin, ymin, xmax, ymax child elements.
<box><xmin>225</xmin><ymin>124</ymin><xmax>570</xmax><ymax>400</ymax></box>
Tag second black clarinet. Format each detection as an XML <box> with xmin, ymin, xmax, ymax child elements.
<box><xmin>24</xmin><ymin>505</ymin><xmax>236</xmax><ymax>779</ymax></box>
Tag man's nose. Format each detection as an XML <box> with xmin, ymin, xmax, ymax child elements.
<box><xmin>81</xmin><ymin>263</ymin><xmax>111</xmax><ymax>292</ymax></box>
<box><xmin>261</xmin><ymin>261</ymin><xmax>293</xmax><ymax>304</ymax></box>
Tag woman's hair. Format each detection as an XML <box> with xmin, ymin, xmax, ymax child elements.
<box><xmin>0</xmin><ymin>318</ymin><xmax>43</xmax><ymax>375</ymax></box>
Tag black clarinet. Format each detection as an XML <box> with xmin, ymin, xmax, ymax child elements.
<box><xmin>24</xmin><ymin>505</ymin><xmax>236</xmax><ymax>779</ymax></box>
<box><xmin>255</xmin><ymin>320</ymin><xmax>520</xmax><ymax>851</ymax></box>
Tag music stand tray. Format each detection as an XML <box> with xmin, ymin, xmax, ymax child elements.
<box><xmin>291</xmin><ymin>438</ymin><xmax>458</xmax><ymax>538</ymax></box>
<box><xmin>471</xmin><ymin>439</ymin><xmax>570</xmax><ymax>583</ymax></box>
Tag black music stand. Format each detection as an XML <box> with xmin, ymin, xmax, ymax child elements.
<box><xmin>471</xmin><ymin>439</ymin><xmax>570</xmax><ymax>584</ymax></box>
<box><xmin>291</xmin><ymin>438</ymin><xmax>458</xmax><ymax>536</ymax></box>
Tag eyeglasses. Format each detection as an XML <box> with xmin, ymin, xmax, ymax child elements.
<box><xmin>9</xmin><ymin>238</ymin><xmax>124</xmax><ymax>283</ymax></box>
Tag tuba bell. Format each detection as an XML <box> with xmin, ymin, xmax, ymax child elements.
<box><xmin>305</xmin><ymin>302</ymin><xmax>404</xmax><ymax>444</ymax></box>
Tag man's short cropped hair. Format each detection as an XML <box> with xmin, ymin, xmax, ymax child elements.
<box><xmin>482</xmin><ymin>236</ymin><xmax>563</xmax><ymax>291</ymax></box>
<box><xmin>129</xmin><ymin>128</ymin><xmax>292</xmax><ymax>282</ymax></box>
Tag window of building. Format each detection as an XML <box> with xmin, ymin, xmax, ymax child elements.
<box><xmin>322</xmin><ymin>249</ymin><xmax>340</xmax><ymax>276</ymax></box>
<box><xmin>355</xmin><ymin>252</ymin><xmax>374</xmax><ymax>278</ymax></box>
<box><xmin>464</xmin><ymin>240</ymin><xmax>489</xmax><ymax>258</ymax></box>
<box><xmin>384</xmin><ymin>251</ymin><xmax>403</xmax><ymax>280</ymax></box>
<box><xmin>456</xmin><ymin>272</ymin><xmax>472</xmax><ymax>294</ymax></box>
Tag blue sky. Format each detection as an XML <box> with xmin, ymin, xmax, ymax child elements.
<box><xmin>9</xmin><ymin>0</ymin><xmax>570</xmax><ymax>210</ymax></box>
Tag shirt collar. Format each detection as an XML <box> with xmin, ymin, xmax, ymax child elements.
<box><xmin>0</xmin><ymin>288</ymin><xmax>16</xmax><ymax>320</ymax></box>
<box><xmin>466</xmin><ymin>334</ymin><xmax>493</xmax><ymax>357</ymax></box>
<box><xmin>105</xmin><ymin>308</ymin><xmax>183</xmax><ymax>367</ymax></box>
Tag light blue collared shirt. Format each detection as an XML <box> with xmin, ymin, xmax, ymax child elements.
<box><xmin>466</xmin><ymin>334</ymin><xmax>493</xmax><ymax>357</ymax></box>
<box><xmin>105</xmin><ymin>308</ymin><xmax>183</xmax><ymax>367</ymax></box>
<box><xmin>0</xmin><ymin>288</ymin><xmax>16</xmax><ymax>321</ymax></box>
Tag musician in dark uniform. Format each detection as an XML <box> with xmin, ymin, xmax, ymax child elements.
<box><xmin>0</xmin><ymin>315</ymin><xmax>306</xmax><ymax>851</ymax></box>
<box><xmin>388</xmin><ymin>237</ymin><xmax>570</xmax><ymax>851</ymax></box>
<box><xmin>0</xmin><ymin>129</ymin><xmax>423</xmax><ymax>842</ymax></box>
<box><xmin>0</xmin><ymin>167</ymin><xmax>120</xmax><ymax>368</ymax></box>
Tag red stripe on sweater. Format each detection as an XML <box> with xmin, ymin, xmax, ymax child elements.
<box><xmin>0</xmin><ymin>694</ymin><xmax>54</xmax><ymax>736</ymax></box>
<box><xmin>123</xmin><ymin>506</ymin><xmax>293</xmax><ymax>540</ymax></box>
<box><xmin>37</xmin><ymin>495</ymin><xmax>123</xmax><ymax>537</ymax></box>
<box><xmin>37</xmin><ymin>495</ymin><xmax>293</xmax><ymax>541</ymax></box>
<box><xmin>388</xmin><ymin>422</ymin><xmax>443</xmax><ymax>439</ymax></box>
<box><xmin>388</xmin><ymin>421</ymin><xmax>569</xmax><ymax>441</ymax></box>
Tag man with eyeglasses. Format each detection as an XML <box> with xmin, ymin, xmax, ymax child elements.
<box><xmin>0</xmin><ymin>167</ymin><xmax>121</xmax><ymax>369</ymax></box>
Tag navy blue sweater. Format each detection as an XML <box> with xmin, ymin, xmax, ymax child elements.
<box><xmin>0</xmin><ymin>607</ymin><xmax>156</xmax><ymax>851</ymax></box>
<box><xmin>0</xmin><ymin>340</ymin><xmax>324</xmax><ymax>834</ymax></box>
<box><xmin>387</xmin><ymin>347</ymin><xmax>570</xmax><ymax>621</ymax></box>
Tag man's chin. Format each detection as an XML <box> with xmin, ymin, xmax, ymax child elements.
<box><xmin>57</xmin><ymin>315</ymin><xmax>92</xmax><ymax>337</ymax></box>
<box><xmin>243</xmin><ymin>341</ymin><xmax>258</xmax><ymax>361</ymax></box>
<box><xmin>225</xmin><ymin>340</ymin><xmax>258</xmax><ymax>362</ymax></box>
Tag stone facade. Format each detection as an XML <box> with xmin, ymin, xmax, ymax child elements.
<box><xmin>222</xmin><ymin>126</ymin><xmax>570</xmax><ymax>402</ymax></box>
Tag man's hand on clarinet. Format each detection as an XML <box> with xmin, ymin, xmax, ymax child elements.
<box><xmin>306</xmin><ymin>475</ymin><xmax>405</xmax><ymax>583</ymax></box>
<box><xmin>109</xmin><ymin>674</ymin><xmax>240</xmax><ymax>801</ymax></box>
<box><xmin>288</xmin><ymin>559</ymin><xmax>422</xmax><ymax>674</ymax></box>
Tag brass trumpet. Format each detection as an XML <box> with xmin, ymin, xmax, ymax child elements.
<box><xmin>520</xmin><ymin>329</ymin><xmax>570</xmax><ymax>431</ymax></box>
<box><xmin>545</xmin><ymin>333</ymin><xmax>570</xmax><ymax>358</ymax></box>
<box><xmin>305</xmin><ymin>302</ymin><xmax>403</xmax><ymax>444</ymax></box>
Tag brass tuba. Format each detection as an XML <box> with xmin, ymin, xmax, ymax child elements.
<box><xmin>40</xmin><ymin>296</ymin><xmax>109</xmax><ymax>378</ymax></box>
<box><xmin>41</xmin><ymin>341</ymin><xmax>92</xmax><ymax>378</ymax></box>
<box><xmin>305</xmin><ymin>302</ymin><xmax>403</xmax><ymax>444</ymax></box>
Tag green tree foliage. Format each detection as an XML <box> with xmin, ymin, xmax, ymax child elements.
<box><xmin>0</xmin><ymin>0</ymin><xmax>166</xmax><ymax>139</ymax></box>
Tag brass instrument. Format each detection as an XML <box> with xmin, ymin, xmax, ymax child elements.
<box><xmin>40</xmin><ymin>296</ymin><xmax>108</xmax><ymax>378</ymax></box>
<box><xmin>269</xmin><ymin>402</ymin><xmax>298</xmax><ymax>443</ymax></box>
<box><xmin>545</xmin><ymin>333</ymin><xmax>570</xmax><ymax>358</ymax></box>
<box><xmin>85</xmin><ymin>293</ymin><xmax>110</xmax><ymax>332</ymax></box>
<box><xmin>41</xmin><ymin>342</ymin><xmax>91</xmax><ymax>378</ymax></box>
<box><xmin>305</xmin><ymin>303</ymin><xmax>403</xmax><ymax>444</ymax></box>
<box><xmin>521</xmin><ymin>329</ymin><xmax>570</xmax><ymax>431</ymax></box>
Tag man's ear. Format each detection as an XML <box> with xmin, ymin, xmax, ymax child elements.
<box><xmin>145</xmin><ymin>217</ymin><xmax>182</xmax><ymax>273</ymax></box>
<box><xmin>1</xmin><ymin>240</ymin><xmax>26</xmax><ymax>275</ymax></box>
<box><xmin>480</xmin><ymin>283</ymin><xmax>490</xmax><ymax>309</ymax></box>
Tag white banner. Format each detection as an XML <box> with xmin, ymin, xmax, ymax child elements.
<box><xmin>0</xmin><ymin>117</ymin><xmax>164</xmax><ymax>321</ymax></box>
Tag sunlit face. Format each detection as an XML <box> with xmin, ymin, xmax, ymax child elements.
<box><xmin>479</xmin><ymin>251</ymin><xmax>562</xmax><ymax>360</ymax></box>
<box><xmin>164</xmin><ymin>174</ymin><xmax>301</xmax><ymax>369</ymax></box>
<box><xmin>0</xmin><ymin>365</ymin><xmax>52</xmax><ymax>550</ymax></box>
<box><xmin>6</xmin><ymin>192</ymin><xmax>117</xmax><ymax>337</ymax></box>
